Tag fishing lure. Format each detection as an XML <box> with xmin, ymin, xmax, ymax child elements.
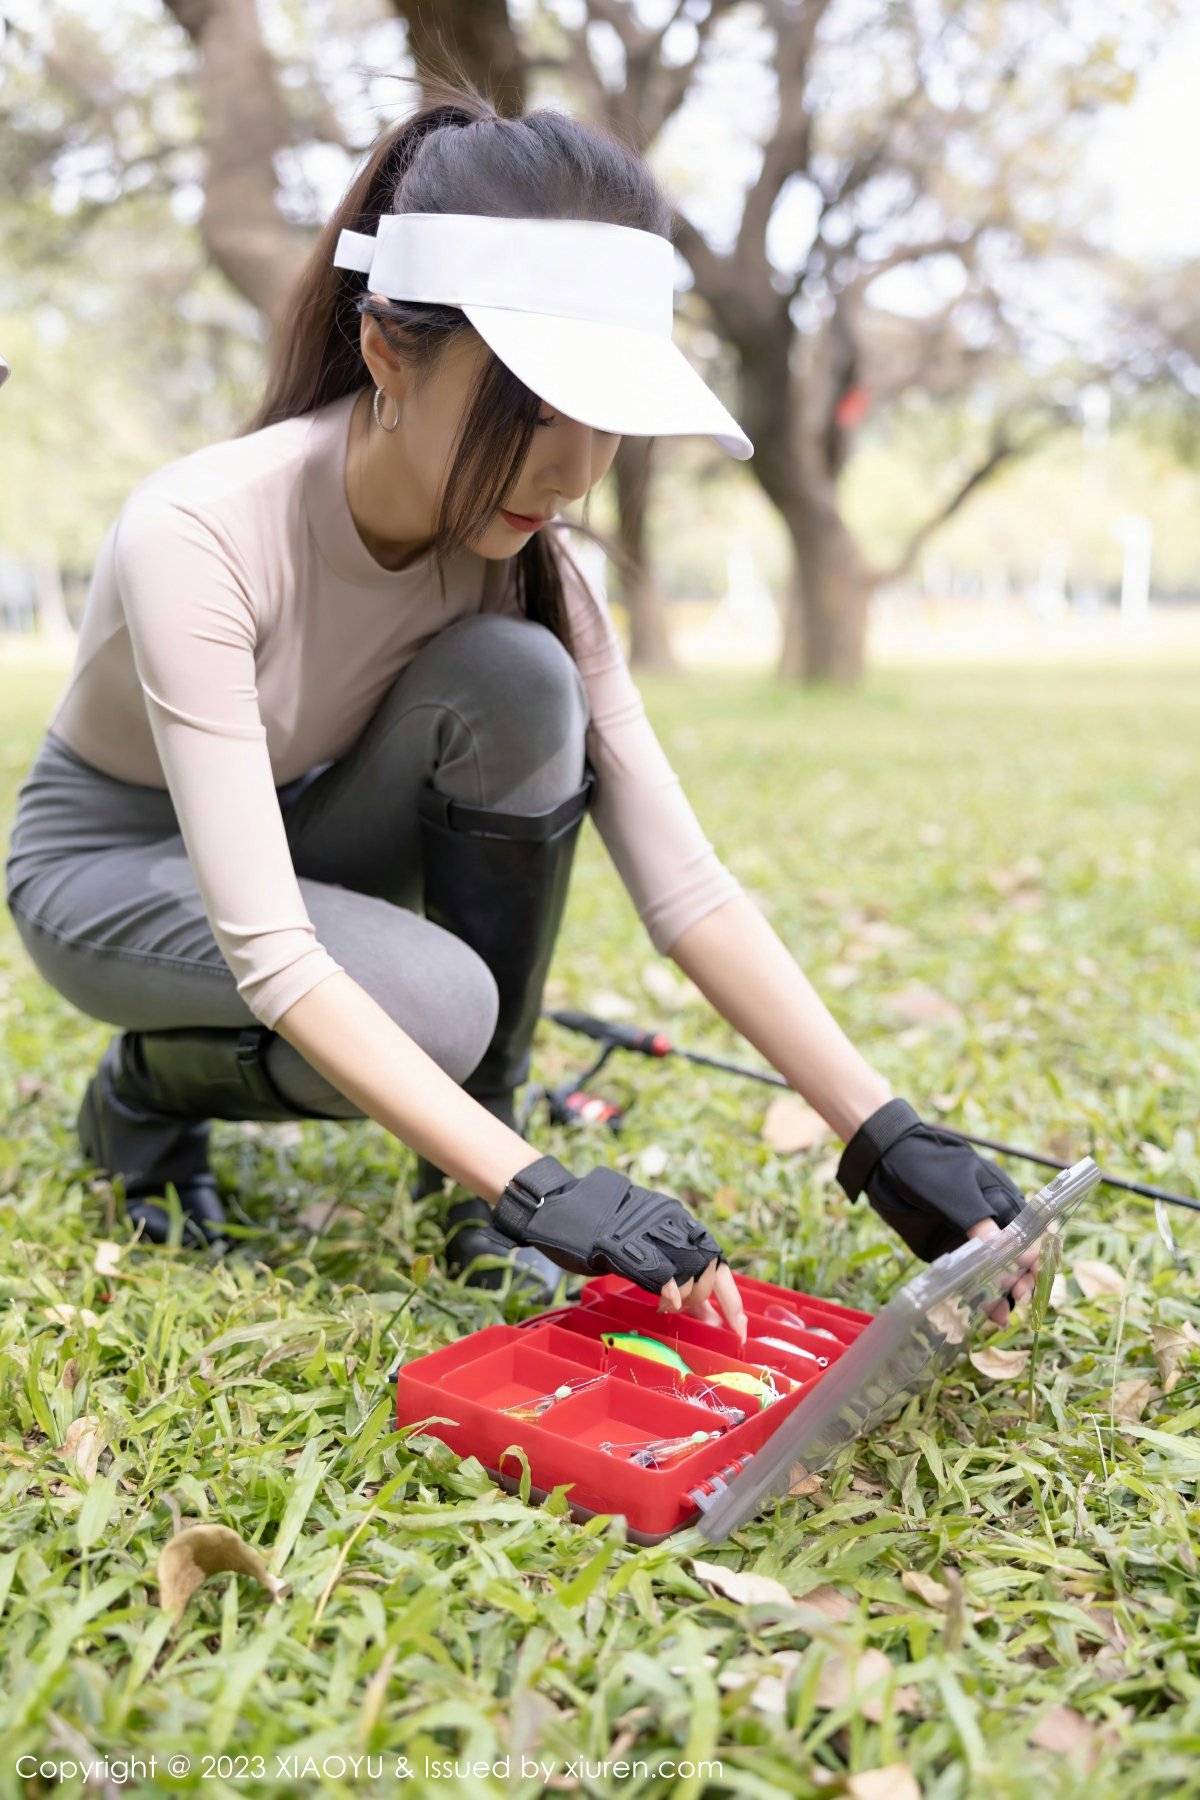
<box><xmin>707</xmin><ymin>1368</ymin><xmax>794</xmax><ymax>1410</ymax></box>
<box><xmin>756</xmin><ymin>1335</ymin><xmax>829</xmax><ymax>1367</ymax></box>
<box><xmin>765</xmin><ymin>1303</ymin><xmax>840</xmax><ymax>1342</ymax></box>
<box><xmin>499</xmin><ymin>1372</ymin><xmax>608</xmax><ymax>1421</ymax></box>
<box><xmin>636</xmin><ymin>1378</ymin><xmax>748</xmax><ymax>1428</ymax></box>
<box><xmin>599</xmin><ymin>1428</ymin><xmax>721</xmax><ymax>1469</ymax></box>
<box><xmin>600</xmin><ymin>1331</ymin><xmax>694</xmax><ymax>1375</ymax></box>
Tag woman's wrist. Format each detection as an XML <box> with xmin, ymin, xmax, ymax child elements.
<box><xmin>820</xmin><ymin>1069</ymin><xmax>893</xmax><ymax>1144</ymax></box>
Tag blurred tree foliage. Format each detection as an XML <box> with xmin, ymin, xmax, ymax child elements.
<box><xmin>0</xmin><ymin>0</ymin><xmax>1194</xmax><ymax>664</ymax></box>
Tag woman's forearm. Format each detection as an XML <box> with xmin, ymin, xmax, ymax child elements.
<box><xmin>273</xmin><ymin>971</ymin><xmax>532</xmax><ymax>1203</ymax></box>
<box><xmin>667</xmin><ymin>895</ymin><xmax>891</xmax><ymax>1142</ymax></box>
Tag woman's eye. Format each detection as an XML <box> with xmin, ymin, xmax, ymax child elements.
<box><xmin>536</xmin><ymin>414</ymin><xmax>557</xmax><ymax>428</ymax></box>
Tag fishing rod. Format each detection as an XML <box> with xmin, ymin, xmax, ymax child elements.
<box><xmin>540</xmin><ymin>1007</ymin><xmax>1200</xmax><ymax>1219</ymax></box>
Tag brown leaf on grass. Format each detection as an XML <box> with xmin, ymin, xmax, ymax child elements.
<box><xmin>716</xmin><ymin>1650</ymin><xmax>802</xmax><ymax>1715</ymax></box>
<box><xmin>762</xmin><ymin>1095</ymin><xmax>829</xmax><ymax>1153</ymax></box>
<box><xmin>813</xmin><ymin>1647</ymin><xmax>920</xmax><ymax>1722</ymax></box>
<box><xmin>968</xmin><ymin>1346</ymin><xmax>1031</xmax><ymax>1380</ymax></box>
<box><xmin>640</xmin><ymin>960</ymin><xmax>702</xmax><ymax>1011</ymax></box>
<box><xmin>847</xmin><ymin>1768</ymin><xmax>922</xmax><ymax>1800</ymax></box>
<box><xmin>1073</xmin><ymin>1260</ymin><xmax>1126</xmax><ymax>1298</ymax></box>
<box><xmin>1151</xmin><ymin>1322</ymin><xmax>1197</xmax><ymax>1394</ymax></box>
<box><xmin>59</xmin><ymin>1415</ymin><xmax>106</xmax><ymax>1483</ymax></box>
<box><xmin>884</xmin><ymin>984</ymin><xmax>964</xmax><ymax>1028</ymax></box>
<box><xmin>93</xmin><ymin>1240</ymin><xmax>123</xmax><ymax>1278</ymax></box>
<box><xmin>788</xmin><ymin>1469</ymin><xmax>824</xmax><ymax>1496</ymax></box>
<box><xmin>690</xmin><ymin>1561</ymin><xmax>793</xmax><ymax>1608</ymax></box>
<box><xmin>901</xmin><ymin>1570</ymin><xmax>951</xmax><ymax>1609</ymax></box>
<box><xmin>157</xmin><ymin>1523</ymin><xmax>288</xmax><ymax>1615</ymax></box>
<box><xmin>16</xmin><ymin>1075</ymin><xmax>50</xmax><ymax>1103</ymax></box>
<box><xmin>794</xmin><ymin>1584</ymin><xmax>856</xmax><ymax>1622</ymax></box>
<box><xmin>60</xmin><ymin>1359</ymin><xmax>80</xmax><ymax>1392</ymax></box>
<box><xmin>926</xmin><ymin>1297</ymin><xmax>972</xmax><ymax>1344</ymax></box>
<box><xmin>1028</xmin><ymin>1704</ymin><xmax>1099</xmax><ymax>1756</ymax></box>
<box><xmin>1112</xmin><ymin>1376</ymin><xmax>1157</xmax><ymax>1424</ymax></box>
<box><xmin>43</xmin><ymin>1305</ymin><xmax>100</xmax><ymax>1331</ymax></box>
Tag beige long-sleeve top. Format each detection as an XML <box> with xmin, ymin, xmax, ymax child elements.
<box><xmin>47</xmin><ymin>387</ymin><xmax>742</xmax><ymax>1030</ymax></box>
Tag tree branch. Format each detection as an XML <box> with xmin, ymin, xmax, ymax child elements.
<box><xmin>736</xmin><ymin>0</ymin><xmax>833</xmax><ymax>266</ymax></box>
<box><xmin>871</xmin><ymin>411</ymin><xmax>1066</xmax><ymax>586</ymax></box>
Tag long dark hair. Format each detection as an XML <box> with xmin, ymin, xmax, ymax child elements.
<box><xmin>242</xmin><ymin>76</ymin><xmax>672</xmax><ymax>653</ymax></box>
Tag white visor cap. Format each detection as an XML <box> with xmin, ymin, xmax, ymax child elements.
<box><xmin>333</xmin><ymin>212</ymin><xmax>753</xmax><ymax>461</ymax></box>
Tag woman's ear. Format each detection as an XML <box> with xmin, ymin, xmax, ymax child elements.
<box><xmin>360</xmin><ymin>307</ymin><xmax>409</xmax><ymax>397</ymax></box>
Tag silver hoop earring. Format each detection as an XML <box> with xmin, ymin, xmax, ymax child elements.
<box><xmin>373</xmin><ymin>386</ymin><xmax>400</xmax><ymax>433</ymax></box>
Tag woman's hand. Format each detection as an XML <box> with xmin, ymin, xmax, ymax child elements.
<box><xmin>492</xmin><ymin>1153</ymin><xmax>748</xmax><ymax>1343</ymax></box>
<box><xmin>838</xmin><ymin>1099</ymin><xmax>1026</xmax><ymax>1266</ymax></box>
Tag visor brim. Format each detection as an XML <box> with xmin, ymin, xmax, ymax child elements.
<box><xmin>461</xmin><ymin>304</ymin><xmax>754</xmax><ymax>461</ymax></box>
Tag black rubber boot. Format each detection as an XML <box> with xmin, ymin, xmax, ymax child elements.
<box><xmin>76</xmin><ymin>1024</ymin><xmax>335</xmax><ymax>1248</ymax></box>
<box><xmin>413</xmin><ymin>772</ymin><xmax>595</xmax><ymax>1302</ymax></box>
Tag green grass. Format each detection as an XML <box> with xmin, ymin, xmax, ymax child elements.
<box><xmin>2</xmin><ymin>657</ymin><xmax>1198</xmax><ymax>1799</ymax></box>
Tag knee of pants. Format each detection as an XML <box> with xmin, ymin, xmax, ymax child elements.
<box><xmin>446</xmin><ymin>613</ymin><xmax>590</xmax><ymax>766</ymax></box>
<box><xmin>263</xmin><ymin>935</ymin><xmax>500</xmax><ymax>1118</ymax></box>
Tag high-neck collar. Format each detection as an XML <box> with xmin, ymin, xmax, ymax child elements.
<box><xmin>303</xmin><ymin>387</ymin><xmax>452</xmax><ymax>589</ymax></box>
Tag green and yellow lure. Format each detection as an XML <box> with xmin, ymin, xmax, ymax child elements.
<box><xmin>601</xmin><ymin>1331</ymin><xmax>694</xmax><ymax>1375</ymax></box>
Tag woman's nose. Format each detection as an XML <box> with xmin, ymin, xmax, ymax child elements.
<box><xmin>540</xmin><ymin>420</ymin><xmax>596</xmax><ymax>505</ymax></box>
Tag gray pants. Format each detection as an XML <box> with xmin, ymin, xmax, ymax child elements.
<box><xmin>4</xmin><ymin>613</ymin><xmax>591</xmax><ymax>1119</ymax></box>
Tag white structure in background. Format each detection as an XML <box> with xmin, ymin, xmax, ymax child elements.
<box><xmin>681</xmin><ymin>538</ymin><xmax>781</xmax><ymax>666</ymax></box>
<box><xmin>1112</xmin><ymin>513</ymin><xmax>1153</xmax><ymax>632</ymax></box>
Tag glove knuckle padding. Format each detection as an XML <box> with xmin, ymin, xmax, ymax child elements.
<box><xmin>867</xmin><ymin>1125</ymin><xmax>1025</xmax><ymax>1262</ymax></box>
<box><xmin>510</xmin><ymin>1163</ymin><xmax>723</xmax><ymax>1296</ymax></box>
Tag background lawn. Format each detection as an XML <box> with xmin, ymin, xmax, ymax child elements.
<box><xmin>1</xmin><ymin>656</ymin><xmax>1198</xmax><ymax>1798</ymax></box>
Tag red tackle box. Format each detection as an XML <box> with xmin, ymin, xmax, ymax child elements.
<box><xmin>395</xmin><ymin>1159</ymin><xmax>1100</xmax><ymax>1544</ymax></box>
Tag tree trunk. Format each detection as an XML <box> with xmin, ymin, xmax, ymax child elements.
<box><xmin>391</xmin><ymin>1</ymin><xmax>528</xmax><ymax>114</ymax></box>
<box><xmin>779</xmin><ymin>501</ymin><xmax>872</xmax><ymax>682</ymax></box>
<box><xmin>164</xmin><ymin>0</ymin><xmax>307</xmax><ymax>324</ymax></box>
<box><xmin>613</xmin><ymin>438</ymin><xmax>676</xmax><ymax>673</ymax></box>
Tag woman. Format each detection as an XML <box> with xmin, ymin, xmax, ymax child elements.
<box><xmin>4</xmin><ymin>87</ymin><xmax>1032</xmax><ymax>1335</ymax></box>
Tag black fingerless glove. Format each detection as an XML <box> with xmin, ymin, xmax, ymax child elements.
<box><xmin>837</xmin><ymin>1098</ymin><xmax>1025</xmax><ymax>1263</ymax></box>
<box><xmin>493</xmin><ymin>1154</ymin><xmax>727</xmax><ymax>1295</ymax></box>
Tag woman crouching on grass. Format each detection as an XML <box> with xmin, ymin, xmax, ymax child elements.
<box><xmin>3</xmin><ymin>81</ymin><xmax>1035</xmax><ymax>1331</ymax></box>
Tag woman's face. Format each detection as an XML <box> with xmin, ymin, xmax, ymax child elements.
<box><xmin>362</xmin><ymin>316</ymin><xmax>620</xmax><ymax>561</ymax></box>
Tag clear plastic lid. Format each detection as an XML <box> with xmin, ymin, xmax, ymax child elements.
<box><xmin>695</xmin><ymin>1156</ymin><xmax>1102</xmax><ymax>1542</ymax></box>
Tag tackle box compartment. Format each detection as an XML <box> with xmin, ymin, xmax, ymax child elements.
<box><xmin>395</xmin><ymin>1158</ymin><xmax>1100</xmax><ymax>1543</ymax></box>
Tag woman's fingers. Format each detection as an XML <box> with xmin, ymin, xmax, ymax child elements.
<box><xmin>967</xmin><ymin>1218</ymin><xmax>1041</xmax><ymax>1322</ymax></box>
<box><xmin>658</xmin><ymin>1261</ymin><xmax>747</xmax><ymax>1345</ymax></box>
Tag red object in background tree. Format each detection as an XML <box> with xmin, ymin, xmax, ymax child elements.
<box><xmin>834</xmin><ymin>386</ymin><xmax>871</xmax><ymax>431</ymax></box>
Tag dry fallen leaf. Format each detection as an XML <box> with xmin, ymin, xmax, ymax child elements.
<box><xmin>690</xmin><ymin>1560</ymin><xmax>793</xmax><ymax>1609</ymax></box>
<box><xmin>157</xmin><ymin>1523</ymin><xmax>288</xmax><ymax>1615</ymax></box>
<box><xmin>788</xmin><ymin>1469</ymin><xmax>824</xmax><ymax>1497</ymax></box>
<box><xmin>968</xmin><ymin>1346</ymin><xmax>1031</xmax><ymax>1380</ymax></box>
<box><xmin>847</xmin><ymin>1768</ymin><xmax>922</xmax><ymax>1800</ymax></box>
<box><xmin>1028</xmin><ymin>1703</ymin><xmax>1098</xmax><ymax>1756</ymax></box>
<box><xmin>762</xmin><ymin>1094</ymin><xmax>829</xmax><ymax>1154</ymax></box>
<box><xmin>43</xmin><ymin>1305</ymin><xmax>101</xmax><ymax>1331</ymax></box>
<box><xmin>93</xmin><ymin>1240</ymin><xmax>123</xmax><ymax>1278</ymax></box>
<box><xmin>640</xmin><ymin>960</ymin><xmax>702</xmax><ymax>1011</ymax></box>
<box><xmin>1073</xmin><ymin>1260</ymin><xmax>1126</xmax><ymax>1299</ymax></box>
<box><xmin>901</xmin><ymin>1569</ymin><xmax>951</xmax><ymax>1609</ymax></box>
<box><xmin>588</xmin><ymin>990</ymin><xmax>636</xmax><ymax>1021</ymax></box>
<box><xmin>1112</xmin><ymin>1376</ymin><xmax>1157</xmax><ymax>1424</ymax></box>
<box><xmin>813</xmin><ymin>1647</ymin><xmax>920</xmax><ymax>1723</ymax></box>
<box><xmin>716</xmin><ymin>1650</ymin><xmax>802</xmax><ymax>1716</ymax></box>
<box><xmin>59</xmin><ymin>1415</ymin><xmax>106</xmax><ymax>1484</ymax></box>
<box><xmin>884</xmin><ymin>984</ymin><xmax>964</xmax><ymax>1028</ymax></box>
<box><xmin>1150</xmin><ymin>1322</ymin><xmax>1195</xmax><ymax>1394</ymax></box>
<box><xmin>794</xmin><ymin>1584</ymin><xmax>856</xmax><ymax>1622</ymax></box>
<box><xmin>926</xmin><ymin>1297</ymin><xmax>972</xmax><ymax>1344</ymax></box>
